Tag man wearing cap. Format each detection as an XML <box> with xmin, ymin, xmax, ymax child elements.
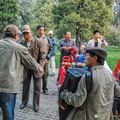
<box><xmin>60</xmin><ymin>47</ymin><xmax>120</xmax><ymax>120</ymax></box>
<box><xmin>0</xmin><ymin>24</ymin><xmax>43</xmax><ymax>120</ymax></box>
<box><xmin>34</xmin><ymin>25</ymin><xmax>53</xmax><ymax>95</ymax></box>
<box><xmin>19</xmin><ymin>25</ymin><xmax>48</xmax><ymax>112</ymax></box>
<box><xmin>48</xmin><ymin>30</ymin><xmax>56</xmax><ymax>77</ymax></box>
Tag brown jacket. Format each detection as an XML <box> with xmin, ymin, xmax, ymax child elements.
<box><xmin>20</xmin><ymin>37</ymin><xmax>48</xmax><ymax>78</ymax></box>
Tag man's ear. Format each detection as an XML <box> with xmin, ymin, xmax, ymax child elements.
<box><xmin>93</xmin><ymin>56</ymin><xmax>98</xmax><ymax>63</ymax></box>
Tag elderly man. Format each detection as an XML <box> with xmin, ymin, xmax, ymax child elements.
<box><xmin>34</xmin><ymin>25</ymin><xmax>53</xmax><ymax>95</ymax></box>
<box><xmin>60</xmin><ymin>47</ymin><xmax>120</xmax><ymax>120</ymax></box>
<box><xmin>58</xmin><ymin>31</ymin><xmax>76</xmax><ymax>63</ymax></box>
<box><xmin>20</xmin><ymin>25</ymin><xmax>47</xmax><ymax>112</ymax></box>
<box><xmin>0</xmin><ymin>24</ymin><xmax>43</xmax><ymax>120</ymax></box>
<box><xmin>48</xmin><ymin>30</ymin><xmax>56</xmax><ymax>77</ymax></box>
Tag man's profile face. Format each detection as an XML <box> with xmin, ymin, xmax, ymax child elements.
<box><xmin>23</xmin><ymin>32</ymin><xmax>32</xmax><ymax>42</ymax></box>
<box><xmin>65</xmin><ymin>32</ymin><xmax>71</xmax><ymax>41</ymax></box>
<box><xmin>85</xmin><ymin>53</ymin><xmax>95</xmax><ymax>67</ymax></box>
<box><xmin>94</xmin><ymin>32</ymin><xmax>100</xmax><ymax>40</ymax></box>
<box><xmin>37</xmin><ymin>27</ymin><xmax>45</xmax><ymax>36</ymax></box>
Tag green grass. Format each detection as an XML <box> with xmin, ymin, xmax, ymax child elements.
<box><xmin>55</xmin><ymin>45</ymin><xmax>60</xmax><ymax>68</ymax></box>
<box><xmin>105</xmin><ymin>47</ymin><xmax>120</xmax><ymax>71</ymax></box>
<box><xmin>55</xmin><ymin>45</ymin><xmax>120</xmax><ymax>70</ymax></box>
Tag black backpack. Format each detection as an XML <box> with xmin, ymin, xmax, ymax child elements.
<box><xmin>58</xmin><ymin>68</ymin><xmax>92</xmax><ymax>120</ymax></box>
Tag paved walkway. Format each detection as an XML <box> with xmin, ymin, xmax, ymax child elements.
<box><xmin>15</xmin><ymin>69</ymin><xmax>59</xmax><ymax>120</ymax></box>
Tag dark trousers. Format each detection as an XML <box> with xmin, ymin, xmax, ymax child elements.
<box><xmin>0</xmin><ymin>92</ymin><xmax>16</xmax><ymax>120</ymax></box>
<box><xmin>22</xmin><ymin>70</ymin><xmax>41</xmax><ymax>107</ymax></box>
<box><xmin>42</xmin><ymin>63</ymin><xmax>49</xmax><ymax>92</ymax></box>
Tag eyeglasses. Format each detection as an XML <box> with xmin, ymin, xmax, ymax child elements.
<box><xmin>38</xmin><ymin>29</ymin><xmax>45</xmax><ymax>31</ymax></box>
<box><xmin>23</xmin><ymin>32</ymin><xmax>29</xmax><ymax>35</ymax></box>
<box><xmin>85</xmin><ymin>55</ymin><xmax>91</xmax><ymax>59</ymax></box>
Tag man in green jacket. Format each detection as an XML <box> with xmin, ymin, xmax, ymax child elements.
<box><xmin>60</xmin><ymin>47</ymin><xmax>120</xmax><ymax>120</ymax></box>
<box><xmin>0</xmin><ymin>24</ymin><xmax>43</xmax><ymax>120</ymax></box>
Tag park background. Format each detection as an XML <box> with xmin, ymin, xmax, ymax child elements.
<box><xmin>0</xmin><ymin>0</ymin><xmax>120</xmax><ymax>70</ymax></box>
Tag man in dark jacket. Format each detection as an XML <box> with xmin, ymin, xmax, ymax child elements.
<box><xmin>20</xmin><ymin>25</ymin><xmax>47</xmax><ymax>112</ymax></box>
<box><xmin>34</xmin><ymin>25</ymin><xmax>53</xmax><ymax>95</ymax></box>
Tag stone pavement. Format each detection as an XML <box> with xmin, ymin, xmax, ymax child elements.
<box><xmin>15</xmin><ymin>69</ymin><xmax>59</xmax><ymax>120</ymax></box>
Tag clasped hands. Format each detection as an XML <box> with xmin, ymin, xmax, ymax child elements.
<box><xmin>62</xmin><ymin>47</ymin><xmax>72</xmax><ymax>50</ymax></box>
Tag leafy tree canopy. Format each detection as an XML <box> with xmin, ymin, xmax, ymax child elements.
<box><xmin>0</xmin><ymin>0</ymin><xmax>18</xmax><ymax>35</ymax></box>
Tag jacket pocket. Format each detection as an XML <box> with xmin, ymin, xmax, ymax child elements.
<box><xmin>66</xmin><ymin>107</ymin><xmax>86</xmax><ymax>120</ymax></box>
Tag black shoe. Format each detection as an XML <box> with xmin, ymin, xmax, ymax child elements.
<box><xmin>34</xmin><ymin>107</ymin><xmax>39</xmax><ymax>112</ymax></box>
<box><xmin>20</xmin><ymin>104</ymin><xmax>26</xmax><ymax>109</ymax></box>
<box><xmin>43</xmin><ymin>90</ymin><xmax>49</xmax><ymax>95</ymax></box>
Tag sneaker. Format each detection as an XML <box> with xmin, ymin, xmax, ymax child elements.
<box><xmin>50</xmin><ymin>73</ymin><xmax>55</xmax><ymax>77</ymax></box>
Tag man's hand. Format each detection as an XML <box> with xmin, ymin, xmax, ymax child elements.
<box><xmin>38</xmin><ymin>66</ymin><xmax>44</xmax><ymax>72</ymax></box>
<box><xmin>68</xmin><ymin>47</ymin><xmax>72</xmax><ymax>50</ymax></box>
<box><xmin>45</xmin><ymin>59</ymin><xmax>49</xmax><ymax>63</ymax></box>
<box><xmin>62</xmin><ymin>47</ymin><xmax>68</xmax><ymax>50</ymax></box>
<box><xmin>58</xmin><ymin>84</ymin><xmax>62</xmax><ymax>90</ymax></box>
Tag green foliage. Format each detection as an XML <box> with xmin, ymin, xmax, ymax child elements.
<box><xmin>105</xmin><ymin>25</ymin><xmax>120</xmax><ymax>46</ymax></box>
<box><xmin>32</xmin><ymin>2</ymin><xmax>54</xmax><ymax>34</ymax></box>
<box><xmin>112</xmin><ymin>0</ymin><xmax>120</xmax><ymax>26</ymax></box>
<box><xmin>30</xmin><ymin>0</ymin><xmax>55</xmax><ymax>35</ymax></box>
<box><xmin>52</xmin><ymin>0</ymin><xmax>114</xmax><ymax>47</ymax></box>
<box><xmin>18</xmin><ymin>0</ymin><xmax>35</xmax><ymax>29</ymax></box>
<box><xmin>0</xmin><ymin>0</ymin><xmax>18</xmax><ymax>35</ymax></box>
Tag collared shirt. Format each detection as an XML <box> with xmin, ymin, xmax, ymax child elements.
<box><xmin>27</xmin><ymin>41</ymin><xmax>31</xmax><ymax>50</ymax></box>
<box><xmin>58</xmin><ymin>38</ymin><xmax>75</xmax><ymax>53</ymax></box>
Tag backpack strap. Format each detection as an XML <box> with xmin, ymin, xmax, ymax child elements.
<box><xmin>85</xmin><ymin>71</ymin><xmax>92</xmax><ymax>94</ymax></box>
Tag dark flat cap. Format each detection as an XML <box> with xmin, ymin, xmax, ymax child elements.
<box><xmin>86</xmin><ymin>47</ymin><xmax>107</xmax><ymax>60</ymax></box>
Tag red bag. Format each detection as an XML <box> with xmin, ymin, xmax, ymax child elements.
<box><xmin>113</xmin><ymin>59</ymin><xmax>120</xmax><ymax>78</ymax></box>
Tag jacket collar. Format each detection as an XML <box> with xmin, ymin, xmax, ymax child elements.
<box><xmin>91</xmin><ymin>65</ymin><xmax>105</xmax><ymax>71</ymax></box>
<box><xmin>4</xmin><ymin>37</ymin><xmax>14</xmax><ymax>41</ymax></box>
<box><xmin>63</xmin><ymin>38</ymin><xmax>72</xmax><ymax>42</ymax></box>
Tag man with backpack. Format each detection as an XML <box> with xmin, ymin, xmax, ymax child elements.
<box><xmin>60</xmin><ymin>47</ymin><xmax>120</xmax><ymax>120</ymax></box>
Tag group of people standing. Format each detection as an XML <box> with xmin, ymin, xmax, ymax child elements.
<box><xmin>0</xmin><ymin>24</ymin><xmax>57</xmax><ymax>119</ymax></box>
<box><xmin>0</xmin><ymin>23</ymin><xmax>120</xmax><ymax>120</ymax></box>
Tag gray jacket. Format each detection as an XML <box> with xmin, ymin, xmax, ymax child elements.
<box><xmin>0</xmin><ymin>37</ymin><xmax>39</xmax><ymax>93</ymax></box>
<box><xmin>60</xmin><ymin>65</ymin><xmax>120</xmax><ymax>120</ymax></box>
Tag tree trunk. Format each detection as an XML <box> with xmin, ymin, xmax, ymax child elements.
<box><xmin>75</xmin><ymin>28</ymin><xmax>81</xmax><ymax>48</ymax></box>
